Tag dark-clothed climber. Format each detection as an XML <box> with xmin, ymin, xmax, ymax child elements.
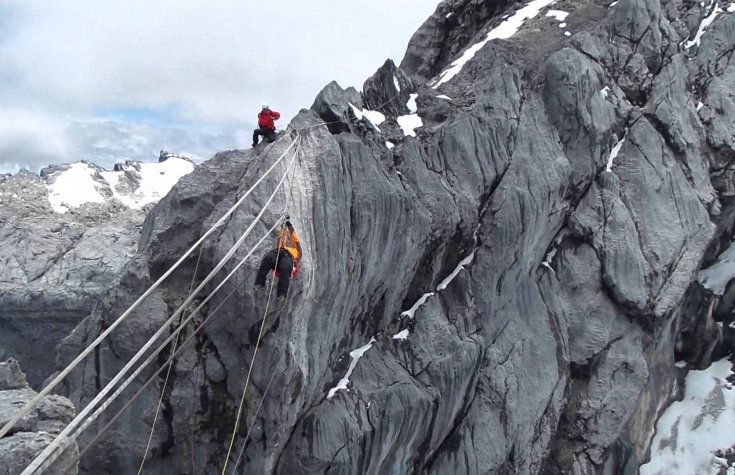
<box><xmin>254</xmin><ymin>217</ymin><xmax>301</xmax><ymax>302</ymax></box>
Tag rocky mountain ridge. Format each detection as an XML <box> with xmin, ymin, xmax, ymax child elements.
<box><xmin>4</xmin><ymin>0</ymin><xmax>735</xmax><ymax>473</ymax></box>
<box><xmin>0</xmin><ymin>157</ymin><xmax>194</xmax><ymax>388</ymax></box>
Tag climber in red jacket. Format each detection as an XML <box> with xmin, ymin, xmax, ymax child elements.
<box><xmin>252</xmin><ymin>105</ymin><xmax>281</xmax><ymax>147</ymax></box>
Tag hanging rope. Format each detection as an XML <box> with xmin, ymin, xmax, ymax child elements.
<box><xmin>1</xmin><ymin>137</ymin><xmax>300</xmax><ymax>443</ymax></box>
<box><xmin>232</xmin><ymin>366</ymin><xmax>278</xmax><ymax>473</ymax></box>
<box><xmin>59</xmin><ymin>214</ymin><xmax>288</xmax><ymax>475</ymax></box>
<box><xmin>220</xmin><ymin>236</ymin><xmax>281</xmax><ymax>474</ymax></box>
<box><xmin>230</xmin><ymin>281</ymin><xmax>311</xmax><ymax>474</ymax></box>
<box><xmin>221</xmin><ymin>140</ymin><xmax>300</xmax><ymax>473</ymax></box>
<box><xmin>23</xmin><ymin>136</ymin><xmax>302</xmax><ymax>475</ymax></box>
<box><xmin>54</xmin><ymin>135</ymin><xmax>303</xmax><ymax>473</ymax></box>
<box><xmin>137</xmin><ymin>245</ymin><xmax>205</xmax><ymax>474</ymax></box>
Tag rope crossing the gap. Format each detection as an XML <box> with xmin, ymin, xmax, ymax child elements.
<box><xmin>0</xmin><ymin>138</ymin><xmax>299</xmax><ymax>444</ymax></box>
<box><xmin>56</xmin><ymin>135</ymin><xmax>303</xmax><ymax>474</ymax></box>
<box><xmin>221</xmin><ymin>144</ymin><xmax>300</xmax><ymax>474</ymax></box>
<box><xmin>23</xmin><ymin>135</ymin><xmax>302</xmax><ymax>475</ymax></box>
<box><xmin>60</xmin><ymin>216</ymin><xmax>287</xmax><ymax>474</ymax></box>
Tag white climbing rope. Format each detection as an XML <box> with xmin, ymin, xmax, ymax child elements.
<box><xmin>22</xmin><ymin>137</ymin><xmax>302</xmax><ymax>475</ymax></box>
<box><xmin>58</xmin><ymin>215</ymin><xmax>288</xmax><ymax>475</ymax></box>
<box><xmin>59</xmin><ymin>215</ymin><xmax>289</xmax><ymax>474</ymax></box>
<box><xmin>221</xmin><ymin>146</ymin><xmax>300</xmax><ymax>473</ymax></box>
<box><xmin>58</xmin><ymin>138</ymin><xmax>303</xmax><ymax>473</ymax></box>
<box><xmin>137</xmin><ymin>246</ymin><xmax>205</xmax><ymax>474</ymax></box>
<box><xmin>0</xmin><ymin>137</ymin><xmax>299</xmax><ymax>442</ymax></box>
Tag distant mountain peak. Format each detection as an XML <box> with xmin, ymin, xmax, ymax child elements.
<box><xmin>40</xmin><ymin>157</ymin><xmax>195</xmax><ymax>213</ymax></box>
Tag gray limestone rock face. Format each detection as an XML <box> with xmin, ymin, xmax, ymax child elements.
<box><xmin>19</xmin><ymin>0</ymin><xmax>735</xmax><ymax>473</ymax></box>
<box><xmin>400</xmin><ymin>0</ymin><xmax>517</xmax><ymax>84</ymax></box>
<box><xmin>362</xmin><ymin>59</ymin><xmax>416</xmax><ymax>116</ymax></box>
<box><xmin>0</xmin><ymin>156</ymin><xmax>194</xmax><ymax>388</ymax></box>
<box><xmin>0</xmin><ymin>360</ymin><xmax>78</xmax><ymax>474</ymax></box>
<box><xmin>0</xmin><ymin>432</ymin><xmax>79</xmax><ymax>475</ymax></box>
<box><xmin>0</xmin><ymin>171</ymin><xmax>147</xmax><ymax>388</ymax></box>
<box><xmin>0</xmin><ymin>388</ymin><xmax>39</xmax><ymax>435</ymax></box>
<box><xmin>310</xmin><ymin>80</ymin><xmax>363</xmax><ymax>135</ymax></box>
<box><xmin>0</xmin><ymin>359</ymin><xmax>28</xmax><ymax>391</ymax></box>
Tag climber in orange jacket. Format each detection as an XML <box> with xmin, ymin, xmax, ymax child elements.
<box><xmin>252</xmin><ymin>105</ymin><xmax>281</xmax><ymax>147</ymax></box>
<box><xmin>254</xmin><ymin>216</ymin><xmax>301</xmax><ymax>302</ymax></box>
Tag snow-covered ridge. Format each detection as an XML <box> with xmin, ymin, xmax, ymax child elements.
<box><xmin>433</xmin><ymin>0</ymin><xmax>558</xmax><ymax>88</ymax></box>
<box><xmin>46</xmin><ymin>157</ymin><xmax>194</xmax><ymax>213</ymax></box>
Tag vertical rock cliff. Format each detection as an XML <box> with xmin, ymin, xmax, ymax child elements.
<box><xmin>41</xmin><ymin>0</ymin><xmax>735</xmax><ymax>473</ymax></box>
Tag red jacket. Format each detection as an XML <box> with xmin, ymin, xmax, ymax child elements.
<box><xmin>258</xmin><ymin>109</ymin><xmax>280</xmax><ymax>129</ymax></box>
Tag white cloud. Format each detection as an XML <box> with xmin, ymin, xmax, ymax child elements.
<box><xmin>0</xmin><ymin>0</ymin><xmax>441</xmax><ymax>172</ymax></box>
<box><xmin>0</xmin><ymin>107</ymin><xmax>240</xmax><ymax>173</ymax></box>
<box><xmin>0</xmin><ymin>108</ymin><xmax>69</xmax><ymax>172</ymax></box>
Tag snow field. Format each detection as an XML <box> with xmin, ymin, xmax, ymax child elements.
<box><xmin>641</xmin><ymin>359</ymin><xmax>735</xmax><ymax>475</ymax></box>
<box><xmin>46</xmin><ymin>158</ymin><xmax>194</xmax><ymax>213</ymax></box>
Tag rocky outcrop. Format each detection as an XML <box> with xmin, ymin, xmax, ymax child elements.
<box><xmin>0</xmin><ymin>159</ymin><xmax>192</xmax><ymax>387</ymax></box>
<box><xmin>363</xmin><ymin>59</ymin><xmax>416</xmax><ymax>116</ymax></box>
<box><xmin>400</xmin><ymin>0</ymin><xmax>517</xmax><ymax>84</ymax></box>
<box><xmin>0</xmin><ymin>359</ymin><xmax>78</xmax><ymax>475</ymax></box>
<box><xmin>34</xmin><ymin>0</ymin><xmax>735</xmax><ymax>474</ymax></box>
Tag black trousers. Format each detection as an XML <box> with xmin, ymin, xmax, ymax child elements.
<box><xmin>253</xmin><ymin>127</ymin><xmax>276</xmax><ymax>145</ymax></box>
<box><xmin>254</xmin><ymin>249</ymin><xmax>294</xmax><ymax>298</ymax></box>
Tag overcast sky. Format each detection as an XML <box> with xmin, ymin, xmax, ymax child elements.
<box><xmin>0</xmin><ymin>0</ymin><xmax>441</xmax><ymax>173</ymax></box>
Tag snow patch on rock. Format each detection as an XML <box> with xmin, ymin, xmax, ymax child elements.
<box><xmin>350</xmin><ymin>103</ymin><xmax>386</xmax><ymax>132</ymax></box>
<box><xmin>641</xmin><ymin>359</ymin><xmax>735</xmax><ymax>475</ymax></box>
<box><xmin>437</xmin><ymin>253</ymin><xmax>475</xmax><ymax>290</ymax></box>
<box><xmin>606</xmin><ymin>133</ymin><xmax>627</xmax><ymax>172</ymax></box>
<box><xmin>397</xmin><ymin>114</ymin><xmax>423</xmax><ymax>137</ymax></box>
<box><xmin>327</xmin><ymin>338</ymin><xmax>376</xmax><ymax>399</ymax></box>
<box><xmin>546</xmin><ymin>9</ymin><xmax>569</xmax><ymax>21</ymax></box>
<box><xmin>433</xmin><ymin>0</ymin><xmax>557</xmax><ymax>87</ymax></box>
<box><xmin>406</xmin><ymin>93</ymin><xmax>418</xmax><ymax>114</ymax></box>
<box><xmin>392</xmin><ymin>329</ymin><xmax>410</xmax><ymax>340</ymax></box>
<box><xmin>401</xmin><ymin>293</ymin><xmax>435</xmax><ymax>319</ymax></box>
<box><xmin>46</xmin><ymin>158</ymin><xmax>194</xmax><ymax>213</ymax></box>
<box><xmin>685</xmin><ymin>4</ymin><xmax>724</xmax><ymax>49</ymax></box>
<box><xmin>698</xmin><ymin>242</ymin><xmax>735</xmax><ymax>295</ymax></box>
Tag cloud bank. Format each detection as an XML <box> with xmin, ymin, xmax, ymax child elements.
<box><xmin>0</xmin><ymin>0</ymin><xmax>440</xmax><ymax>172</ymax></box>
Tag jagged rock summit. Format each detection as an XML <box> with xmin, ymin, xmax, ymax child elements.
<box><xmin>8</xmin><ymin>0</ymin><xmax>735</xmax><ymax>474</ymax></box>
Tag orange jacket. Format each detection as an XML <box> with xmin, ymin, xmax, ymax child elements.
<box><xmin>278</xmin><ymin>226</ymin><xmax>301</xmax><ymax>261</ymax></box>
